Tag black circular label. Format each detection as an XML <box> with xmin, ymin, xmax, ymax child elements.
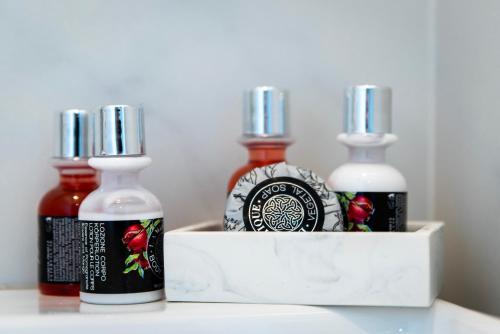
<box><xmin>243</xmin><ymin>177</ymin><xmax>325</xmax><ymax>231</ymax></box>
<box><xmin>147</xmin><ymin>222</ymin><xmax>164</xmax><ymax>279</ymax></box>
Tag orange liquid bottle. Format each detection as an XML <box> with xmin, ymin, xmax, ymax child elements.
<box><xmin>38</xmin><ymin>109</ymin><xmax>97</xmax><ymax>296</ymax></box>
<box><xmin>227</xmin><ymin>86</ymin><xmax>291</xmax><ymax>193</ymax></box>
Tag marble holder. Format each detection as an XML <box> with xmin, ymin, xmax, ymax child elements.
<box><xmin>164</xmin><ymin>221</ymin><xmax>444</xmax><ymax>307</ymax></box>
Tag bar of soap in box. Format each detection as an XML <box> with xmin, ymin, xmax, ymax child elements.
<box><xmin>163</xmin><ymin>221</ymin><xmax>443</xmax><ymax>307</ymax></box>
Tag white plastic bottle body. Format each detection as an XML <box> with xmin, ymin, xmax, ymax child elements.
<box><xmin>328</xmin><ymin>133</ymin><xmax>407</xmax><ymax>191</ymax></box>
<box><xmin>79</xmin><ymin>156</ymin><xmax>164</xmax><ymax>304</ymax></box>
<box><xmin>328</xmin><ymin>163</ymin><xmax>407</xmax><ymax>193</ymax></box>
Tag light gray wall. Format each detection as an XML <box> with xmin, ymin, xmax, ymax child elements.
<box><xmin>0</xmin><ymin>1</ymin><xmax>435</xmax><ymax>289</ymax></box>
<box><xmin>436</xmin><ymin>0</ymin><xmax>500</xmax><ymax>316</ymax></box>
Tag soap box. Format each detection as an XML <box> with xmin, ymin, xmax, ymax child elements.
<box><xmin>163</xmin><ymin>221</ymin><xmax>443</xmax><ymax>307</ymax></box>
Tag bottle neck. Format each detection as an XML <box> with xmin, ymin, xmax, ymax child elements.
<box><xmin>348</xmin><ymin>147</ymin><xmax>386</xmax><ymax>163</ymax></box>
<box><xmin>100</xmin><ymin>171</ymin><xmax>140</xmax><ymax>188</ymax></box>
<box><xmin>244</xmin><ymin>142</ymin><xmax>288</xmax><ymax>164</ymax></box>
<box><xmin>338</xmin><ymin>133</ymin><xmax>397</xmax><ymax>164</ymax></box>
<box><xmin>89</xmin><ymin>156</ymin><xmax>151</xmax><ymax>189</ymax></box>
<box><xmin>56</xmin><ymin>166</ymin><xmax>98</xmax><ymax>191</ymax></box>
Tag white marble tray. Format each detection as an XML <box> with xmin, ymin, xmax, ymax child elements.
<box><xmin>163</xmin><ymin>221</ymin><xmax>443</xmax><ymax>307</ymax></box>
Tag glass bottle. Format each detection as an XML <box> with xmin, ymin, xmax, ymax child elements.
<box><xmin>227</xmin><ymin>86</ymin><xmax>292</xmax><ymax>193</ymax></box>
<box><xmin>38</xmin><ymin>109</ymin><xmax>97</xmax><ymax>296</ymax></box>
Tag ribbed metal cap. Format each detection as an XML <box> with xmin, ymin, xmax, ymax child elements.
<box><xmin>243</xmin><ymin>86</ymin><xmax>289</xmax><ymax>138</ymax></box>
<box><xmin>55</xmin><ymin>109</ymin><xmax>94</xmax><ymax>159</ymax></box>
<box><xmin>344</xmin><ymin>85</ymin><xmax>392</xmax><ymax>134</ymax></box>
<box><xmin>96</xmin><ymin>105</ymin><xmax>145</xmax><ymax>156</ymax></box>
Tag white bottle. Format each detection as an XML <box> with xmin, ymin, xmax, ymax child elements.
<box><xmin>79</xmin><ymin>105</ymin><xmax>165</xmax><ymax>304</ymax></box>
<box><xmin>328</xmin><ymin>85</ymin><xmax>407</xmax><ymax>232</ymax></box>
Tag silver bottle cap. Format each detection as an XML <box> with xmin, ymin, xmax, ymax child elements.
<box><xmin>96</xmin><ymin>105</ymin><xmax>145</xmax><ymax>156</ymax></box>
<box><xmin>243</xmin><ymin>86</ymin><xmax>289</xmax><ymax>138</ymax></box>
<box><xmin>345</xmin><ymin>85</ymin><xmax>392</xmax><ymax>134</ymax></box>
<box><xmin>56</xmin><ymin>109</ymin><xmax>94</xmax><ymax>159</ymax></box>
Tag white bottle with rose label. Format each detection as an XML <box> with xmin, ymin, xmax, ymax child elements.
<box><xmin>79</xmin><ymin>105</ymin><xmax>165</xmax><ymax>304</ymax></box>
<box><xmin>328</xmin><ymin>86</ymin><xmax>407</xmax><ymax>232</ymax></box>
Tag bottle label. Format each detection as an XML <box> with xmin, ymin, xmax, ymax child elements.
<box><xmin>336</xmin><ymin>192</ymin><xmax>407</xmax><ymax>231</ymax></box>
<box><xmin>225</xmin><ymin>163</ymin><xmax>343</xmax><ymax>232</ymax></box>
<box><xmin>39</xmin><ymin>216</ymin><xmax>81</xmax><ymax>284</ymax></box>
<box><xmin>80</xmin><ymin>218</ymin><xmax>164</xmax><ymax>294</ymax></box>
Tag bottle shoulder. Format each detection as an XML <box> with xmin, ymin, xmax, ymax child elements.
<box><xmin>327</xmin><ymin>163</ymin><xmax>407</xmax><ymax>192</ymax></box>
<box><xmin>79</xmin><ymin>186</ymin><xmax>163</xmax><ymax>221</ymax></box>
<box><xmin>81</xmin><ymin>156</ymin><xmax>163</xmax><ymax>220</ymax></box>
<box><xmin>38</xmin><ymin>186</ymin><xmax>93</xmax><ymax>216</ymax></box>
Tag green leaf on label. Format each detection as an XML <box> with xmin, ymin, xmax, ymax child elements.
<box><xmin>138</xmin><ymin>266</ymin><xmax>144</xmax><ymax>279</ymax></box>
<box><xmin>339</xmin><ymin>197</ymin><xmax>349</xmax><ymax>209</ymax></box>
<box><xmin>143</xmin><ymin>251</ymin><xmax>148</xmax><ymax>260</ymax></box>
<box><xmin>153</xmin><ymin>219</ymin><xmax>161</xmax><ymax>228</ymax></box>
<box><xmin>348</xmin><ymin>222</ymin><xmax>354</xmax><ymax>231</ymax></box>
<box><xmin>336</xmin><ymin>193</ymin><xmax>353</xmax><ymax>209</ymax></box>
<box><xmin>125</xmin><ymin>253</ymin><xmax>140</xmax><ymax>265</ymax></box>
<box><xmin>357</xmin><ymin>224</ymin><xmax>372</xmax><ymax>232</ymax></box>
<box><xmin>140</xmin><ymin>220</ymin><xmax>151</xmax><ymax>228</ymax></box>
<box><xmin>123</xmin><ymin>262</ymin><xmax>139</xmax><ymax>274</ymax></box>
<box><xmin>345</xmin><ymin>192</ymin><xmax>356</xmax><ymax>200</ymax></box>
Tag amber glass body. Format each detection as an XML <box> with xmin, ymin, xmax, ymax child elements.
<box><xmin>38</xmin><ymin>163</ymin><xmax>98</xmax><ymax>296</ymax></box>
<box><xmin>227</xmin><ymin>142</ymin><xmax>288</xmax><ymax>193</ymax></box>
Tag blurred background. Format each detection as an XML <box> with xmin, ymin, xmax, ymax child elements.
<box><xmin>0</xmin><ymin>0</ymin><xmax>498</xmax><ymax>316</ymax></box>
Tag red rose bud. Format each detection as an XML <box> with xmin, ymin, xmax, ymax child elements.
<box><xmin>135</xmin><ymin>253</ymin><xmax>150</xmax><ymax>269</ymax></box>
<box><xmin>122</xmin><ymin>224</ymin><xmax>148</xmax><ymax>252</ymax></box>
<box><xmin>347</xmin><ymin>195</ymin><xmax>374</xmax><ymax>222</ymax></box>
<box><xmin>122</xmin><ymin>224</ymin><xmax>141</xmax><ymax>243</ymax></box>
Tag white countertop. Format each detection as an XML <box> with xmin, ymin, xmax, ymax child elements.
<box><xmin>1</xmin><ymin>289</ymin><xmax>499</xmax><ymax>334</ymax></box>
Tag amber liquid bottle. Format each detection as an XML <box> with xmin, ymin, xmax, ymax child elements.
<box><xmin>227</xmin><ymin>86</ymin><xmax>291</xmax><ymax>194</ymax></box>
<box><xmin>38</xmin><ymin>109</ymin><xmax>97</xmax><ymax>296</ymax></box>
<box><xmin>38</xmin><ymin>162</ymin><xmax>98</xmax><ymax>295</ymax></box>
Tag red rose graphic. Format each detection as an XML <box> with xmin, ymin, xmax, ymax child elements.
<box><xmin>122</xmin><ymin>224</ymin><xmax>148</xmax><ymax>252</ymax></box>
<box><xmin>136</xmin><ymin>253</ymin><xmax>150</xmax><ymax>269</ymax></box>
<box><xmin>347</xmin><ymin>195</ymin><xmax>374</xmax><ymax>223</ymax></box>
<box><xmin>122</xmin><ymin>219</ymin><xmax>161</xmax><ymax>278</ymax></box>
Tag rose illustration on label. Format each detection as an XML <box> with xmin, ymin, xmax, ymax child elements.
<box><xmin>122</xmin><ymin>219</ymin><xmax>161</xmax><ymax>278</ymax></box>
<box><xmin>122</xmin><ymin>224</ymin><xmax>148</xmax><ymax>252</ymax></box>
<box><xmin>337</xmin><ymin>192</ymin><xmax>375</xmax><ymax>232</ymax></box>
<box><xmin>348</xmin><ymin>195</ymin><xmax>374</xmax><ymax>223</ymax></box>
